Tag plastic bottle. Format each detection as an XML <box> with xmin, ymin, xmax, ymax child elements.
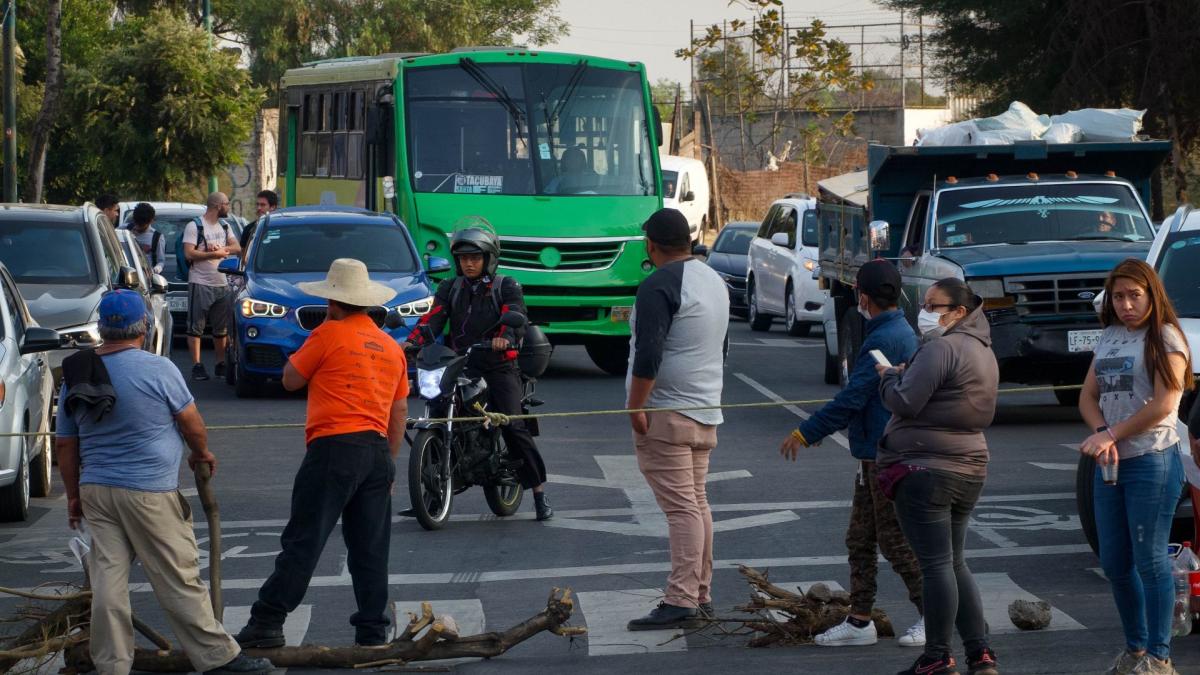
<box><xmin>1177</xmin><ymin>543</ymin><xmax>1200</xmax><ymax>616</ymax></box>
<box><xmin>1172</xmin><ymin>542</ymin><xmax>1198</xmax><ymax>637</ymax></box>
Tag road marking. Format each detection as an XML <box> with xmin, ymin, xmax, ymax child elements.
<box><xmin>577</xmin><ymin>589</ymin><xmax>687</xmax><ymax>655</ymax></box>
<box><xmin>973</xmin><ymin>573</ymin><xmax>1085</xmax><ymax>633</ymax></box>
<box><xmin>733</xmin><ymin>373</ymin><xmax>849</xmax><ymax>449</ymax></box>
<box><xmin>222</xmin><ymin>604</ymin><xmax>312</xmax><ymax>646</ymax></box>
<box><xmin>712</xmin><ymin>511</ymin><xmax>800</xmax><ymax>532</ymax></box>
<box><xmin>1030</xmin><ymin>462</ymin><xmax>1077</xmax><ymax>471</ymax></box>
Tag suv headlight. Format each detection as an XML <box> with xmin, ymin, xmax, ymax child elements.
<box><xmin>60</xmin><ymin>322</ymin><xmax>101</xmax><ymax>348</ymax></box>
<box><xmin>394</xmin><ymin>295</ymin><xmax>434</xmax><ymax>317</ymax></box>
<box><xmin>241</xmin><ymin>298</ymin><xmax>288</xmax><ymax>318</ymax></box>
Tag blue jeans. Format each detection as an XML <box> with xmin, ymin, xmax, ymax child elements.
<box><xmin>1094</xmin><ymin>447</ymin><xmax>1185</xmax><ymax>660</ymax></box>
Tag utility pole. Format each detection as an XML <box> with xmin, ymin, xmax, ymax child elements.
<box><xmin>3</xmin><ymin>0</ymin><xmax>17</xmax><ymax>202</ymax></box>
<box><xmin>203</xmin><ymin>0</ymin><xmax>218</xmax><ymax>195</ymax></box>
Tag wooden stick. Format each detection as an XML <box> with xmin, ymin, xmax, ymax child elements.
<box><xmin>132</xmin><ymin>614</ymin><xmax>172</xmax><ymax>652</ymax></box>
<box><xmin>0</xmin><ymin>595</ymin><xmax>91</xmax><ymax>672</ymax></box>
<box><xmin>193</xmin><ymin>462</ymin><xmax>222</xmax><ymax>622</ymax></box>
<box><xmin>0</xmin><ymin>587</ymin><xmax>90</xmax><ymax>603</ymax></box>
<box><xmin>396</xmin><ymin>602</ymin><xmax>434</xmax><ymax>642</ymax></box>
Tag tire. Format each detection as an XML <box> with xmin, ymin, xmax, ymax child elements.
<box><xmin>747</xmin><ymin>278</ymin><xmax>771</xmax><ymax>332</ymax></box>
<box><xmin>1054</xmin><ymin>384</ymin><xmax>1081</xmax><ymax>407</ymax></box>
<box><xmin>484</xmin><ymin>484</ymin><xmax>524</xmax><ymax>517</ymax></box>
<box><xmin>30</xmin><ymin>417</ymin><xmax>51</xmax><ymax>499</ymax></box>
<box><xmin>233</xmin><ymin>362</ymin><xmax>261</xmax><ymax>398</ymax></box>
<box><xmin>408</xmin><ymin>430</ymin><xmax>453</xmax><ymax>531</ymax></box>
<box><xmin>837</xmin><ymin>305</ymin><xmax>863</xmax><ymax>387</ymax></box>
<box><xmin>586</xmin><ymin>337</ymin><xmax>631</xmax><ymax>376</ymax></box>
<box><xmin>0</xmin><ymin>442</ymin><xmax>31</xmax><ymax>522</ymax></box>
<box><xmin>1076</xmin><ymin>454</ymin><xmax>1099</xmax><ymax>556</ymax></box>
<box><xmin>224</xmin><ymin>343</ymin><xmax>237</xmax><ymax>386</ymax></box>
<box><xmin>784</xmin><ymin>282</ymin><xmax>810</xmax><ymax>337</ymax></box>
<box><xmin>823</xmin><ymin>341</ymin><xmax>840</xmax><ymax>385</ymax></box>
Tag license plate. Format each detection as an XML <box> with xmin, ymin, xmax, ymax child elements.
<box><xmin>610</xmin><ymin>306</ymin><xmax>632</xmax><ymax>322</ymax></box>
<box><xmin>168</xmin><ymin>296</ymin><xmax>188</xmax><ymax>313</ymax></box>
<box><xmin>1068</xmin><ymin>329</ymin><xmax>1103</xmax><ymax>353</ymax></box>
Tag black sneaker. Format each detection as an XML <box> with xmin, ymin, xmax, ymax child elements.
<box><xmin>535</xmin><ymin>494</ymin><xmax>554</xmax><ymax>521</ymax></box>
<box><xmin>192</xmin><ymin>363</ymin><xmax>210</xmax><ymax>381</ymax></box>
<box><xmin>233</xmin><ymin>622</ymin><xmax>284</xmax><ymax>648</ymax></box>
<box><xmin>214</xmin><ymin>361</ymin><xmax>226</xmax><ymax>378</ymax></box>
<box><xmin>203</xmin><ymin>653</ymin><xmax>273</xmax><ymax>674</ymax></box>
<box><xmin>898</xmin><ymin>652</ymin><xmax>959</xmax><ymax>675</ymax></box>
<box><xmin>627</xmin><ymin>602</ymin><xmax>700</xmax><ymax>631</ymax></box>
<box><xmin>967</xmin><ymin>647</ymin><xmax>999</xmax><ymax>675</ymax></box>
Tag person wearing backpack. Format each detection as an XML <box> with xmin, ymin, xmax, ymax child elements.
<box><xmin>181</xmin><ymin>192</ymin><xmax>240</xmax><ymax>381</ymax></box>
<box><xmin>125</xmin><ymin>202</ymin><xmax>167</xmax><ymax>274</ymax></box>
<box><xmin>405</xmin><ymin>227</ymin><xmax>552</xmax><ymax>521</ymax></box>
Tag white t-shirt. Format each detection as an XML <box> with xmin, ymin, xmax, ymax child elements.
<box><xmin>182</xmin><ymin>217</ymin><xmax>234</xmax><ymax>287</ymax></box>
<box><xmin>1094</xmin><ymin>323</ymin><xmax>1190</xmax><ymax>459</ymax></box>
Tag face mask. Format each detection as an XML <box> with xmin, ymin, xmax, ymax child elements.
<box><xmin>858</xmin><ymin>301</ymin><xmax>872</xmax><ymax>321</ymax></box>
<box><xmin>917</xmin><ymin>309</ymin><xmax>946</xmax><ymax>337</ymax></box>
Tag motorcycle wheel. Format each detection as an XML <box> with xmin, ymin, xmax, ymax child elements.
<box><xmin>484</xmin><ymin>483</ymin><xmax>524</xmax><ymax>517</ymax></box>
<box><xmin>408</xmin><ymin>430</ymin><xmax>453</xmax><ymax>531</ymax></box>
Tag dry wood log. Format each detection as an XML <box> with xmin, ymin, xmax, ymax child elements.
<box><xmin>396</xmin><ymin>602</ymin><xmax>434</xmax><ymax>642</ymax></box>
<box><xmin>132</xmin><ymin>614</ymin><xmax>172</xmax><ymax>652</ymax></box>
<box><xmin>436</xmin><ymin>616</ymin><xmax>459</xmax><ymax>642</ymax></box>
<box><xmin>193</xmin><ymin>462</ymin><xmax>223</xmax><ymax>622</ymax></box>
<box><xmin>0</xmin><ymin>594</ymin><xmax>90</xmax><ymax>673</ymax></box>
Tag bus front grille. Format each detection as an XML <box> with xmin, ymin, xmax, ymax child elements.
<box><xmin>498</xmin><ymin>240</ymin><xmax>625</xmax><ymax>272</ymax></box>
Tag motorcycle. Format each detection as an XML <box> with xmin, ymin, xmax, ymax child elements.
<box><xmin>398</xmin><ymin>311</ymin><xmax>547</xmax><ymax>531</ymax></box>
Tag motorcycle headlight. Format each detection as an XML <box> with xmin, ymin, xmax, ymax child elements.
<box><xmin>60</xmin><ymin>322</ymin><xmax>101</xmax><ymax>348</ymax></box>
<box><xmin>418</xmin><ymin>367</ymin><xmax>446</xmax><ymax>399</ymax></box>
<box><xmin>241</xmin><ymin>298</ymin><xmax>288</xmax><ymax>318</ymax></box>
<box><xmin>395</xmin><ymin>295</ymin><xmax>435</xmax><ymax>317</ymax></box>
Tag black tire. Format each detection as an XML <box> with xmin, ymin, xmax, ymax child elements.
<box><xmin>30</xmin><ymin>422</ymin><xmax>51</xmax><ymax>499</ymax></box>
<box><xmin>1076</xmin><ymin>454</ymin><xmax>1099</xmax><ymax>556</ymax></box>
<box><xmin>224</xmin><ymin>342</ymin><xmax>237</xmax><ymax>386</ymax></box>
<box><xmin>408</xmin><ymin>430</ymin><xmax>453</xmax><ymax>531</ymax></box>
<box><xmin>784</xmin><ymin>282</ymin><xmax>810</xmax><ymax>337</ymax></box>
<box><xmin>824</xmin><ymin>340</ymin><xmax>839</xmax><ymax>385</ymax></box>
<box><xmin>234</xmin><ymin>362</ymin><xmax>261</xmax><ymax>398</ymax></box>
<box><xmin>0</xmin><ymin>442</ymin><xmax>30</xmax><ymax>522</ymax></box>
<box><xmin>747</xmin><ymin>278</ymin><xmax>771</xmax><ymax>332</ymax></box>
<box><xmin>837</xmin><ymin>304</ymin><xmax>863</xmax><ymax>387</ymax></box>
<box><xmin>586</xmin><ymin>337</ymin><xmax>630</xmax><ymax>376</ymax></box>
<box><xmin>1054</xmin><ymin>384</ymin><xmax>1081</xmax><ymax>407</ymax></box>
<box><xmin>484</xmin><ymin>484</ymin><xmax>524</xmax><ymax>517</ymax></box>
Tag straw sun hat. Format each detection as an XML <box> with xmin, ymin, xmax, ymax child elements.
<box><xmin>298</xmin><ymin>258</ymin><xmax>398</xmax><ymax>307</ymax></box>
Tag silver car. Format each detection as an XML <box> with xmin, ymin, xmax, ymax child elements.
<box><xmin>115</xmin><ymin>228</ymin><xmax>174</xmax><ymax>356</ymax></box>
<box><xmin>0</xmin><ymin>263</ymin><xmax>61</xmax><ymax>522</ymax></box>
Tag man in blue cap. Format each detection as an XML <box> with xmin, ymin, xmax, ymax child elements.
<box><xmin>56</xmin><ymin>290</ymin><xmax>271</xmax><ymax>674</ymax></box>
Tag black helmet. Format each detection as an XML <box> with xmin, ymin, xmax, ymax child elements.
<box><xmin>450</xmin><ymin>227</ymin><xmax>501</xmax><ymax>275</ymax></box>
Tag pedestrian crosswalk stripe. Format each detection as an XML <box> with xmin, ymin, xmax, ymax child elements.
<box><xmin>222</xmin><ymin>604</ymin><xmax>312</xmax><ymax>646</ymax></box>
<box><xmin>974</xmin><ymin>573</ymin><xmax>1085</xmax><ymax>633</ymax></box>
<box><xmin>577</xmin><ymin>589</ymin><xmax>688</xmax><ymax>656</ymax></box>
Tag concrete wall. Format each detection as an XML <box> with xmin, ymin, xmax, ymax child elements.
<box><xmin>216</xmin><ymin>108</ymin><xmax>279</xmax><ymax>219</ymax></box>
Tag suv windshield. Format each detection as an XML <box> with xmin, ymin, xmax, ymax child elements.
<box><xmin>714</xmin><ymin>226</ymin><xmax>753</xmax><ymax>255</ymax></box>
<box><xmin>1158</xmin><ymin>232</ymin><xmax>1200</xmax><ymax>317</ymax></box>
<box><xmin>406</xmin><ymin>62</ymin><xmax>656</xmax><ymax>197</ymax></box>
<box><xmin>255</xmin><ymin>222</ymin><xmax>417</xmax><ymax>274</ymax></box>
<box><xmin>934</xmin><ymin>182</ymin><xmax>1153</xmax><ymax>248</ymax></box>
<box><xmin>0</xmin><ymin>220</ymin><xmax>98</xmax><ymax>285</ymax></box>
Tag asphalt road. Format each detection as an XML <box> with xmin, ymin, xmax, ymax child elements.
<box><xmin>3</xmin><ymin>318</ymin><xmax>1200</xmax><ymax>674</ymax></box>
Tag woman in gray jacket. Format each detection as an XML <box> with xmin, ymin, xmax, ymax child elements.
<box><xmin>875</xmin><ymin>278</ymin><xmax>999</xmax><ymax>675</ymax></box>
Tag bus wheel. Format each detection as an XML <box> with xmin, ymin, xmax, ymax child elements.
<box><xmin>586</xmin><ymin>338</ymin><xmax>630</xmax><ymax>376</ymax></box>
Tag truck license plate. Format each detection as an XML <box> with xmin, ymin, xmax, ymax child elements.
<box><xmin>1068</xmin><ymin>329</ymin><xmax>1103</xmax><ymax>353</ymax></box>
<box><xmin>168</xmin><ymin>295</ymin><xmax>188</xmax><ymax>313</ymax></box>
<box><xmin>610</xmin><ymin>306</ymin><xmax>632</xmax><ymax>322</ymax></box>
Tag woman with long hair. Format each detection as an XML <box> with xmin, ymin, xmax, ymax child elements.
<box><xmin>1080</xmin><ymin>258</ymin><xmax>1192</xmax><ymax>675</ymax></box>
<box><xmin>875</xmin><ymin>278</ymin><xmax>999</xmax><ymax>675</ymax></box>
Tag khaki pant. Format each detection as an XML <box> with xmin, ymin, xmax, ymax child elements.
<box><xmin>82</xmin><ymin>484</ymin><xmax>239</xmax><ymax>675</ymax></box>
<box><xmin>633</xmin><ymin>411</ymin><xmax>718</xmax><ymax>607</ymax></box>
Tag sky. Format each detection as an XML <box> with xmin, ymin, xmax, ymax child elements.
<box><xmin>542</xmin><ymin>0</ymin><xmax>904</xmax><ymax>86</ymax></box>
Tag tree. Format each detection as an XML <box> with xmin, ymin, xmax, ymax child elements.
<box><xmin>63</xmin><ymin>10</ymin><xmax>264</xmax><ymax>199</ymax></box>
<box><xmin>881</xmin><ymin>0</ymin><xmax>1200</xmax><ymax>203</ymax></box>
<box><xmin>24</xmin><ymin>0</ymin><xmax>64</xmax><ymax>202</ymax></box>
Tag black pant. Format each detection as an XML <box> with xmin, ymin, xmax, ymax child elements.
<box><xmin>251</xmin><ymin>431</ymin><xmax>395</xmax><ymax>643</ymax></box>
<box><xmin>892</xmin><ymin>468</ymin><xmax>988</xmax><ymax>659</ymax></box>
<box><xmin>480</xmin><ymin>366</ymin><xmax>546</xmax><ymax>489</ymax></box>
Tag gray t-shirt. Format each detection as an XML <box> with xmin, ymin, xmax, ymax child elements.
<box><xmin>182</xmin><ymin>217</ymin><xmax>234</xmax><ymax>287</ymax></box>
<box><xmin>1094</xmin><ymin>324</ymin><xmax>1189</xmax><ymax>459</ymax></box>
<box><xmin>127</xmin><ymin>225</ymin><xmax>166</xmax><ymax>273</ymax></box>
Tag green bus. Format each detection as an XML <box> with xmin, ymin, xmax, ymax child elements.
<box><xmin>278</xmin><ymin>48</ymin><xmax>663</xmax><ymax>374</ymax></box>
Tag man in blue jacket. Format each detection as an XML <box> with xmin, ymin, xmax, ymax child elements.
<box><xmin>778</xmin><ymin>259</ymin><xmax>925</xmax><ymax>648</ymax></box>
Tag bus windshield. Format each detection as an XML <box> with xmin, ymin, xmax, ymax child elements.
<box><xmin>406</xmin><ymin>62</ymin><xmax>656</xmax><ymax>197</ymax></box>
<box><xmin>933</xmin><ymin>182</ymin><xmax>1153</xmax><ymax>248</ymax></box>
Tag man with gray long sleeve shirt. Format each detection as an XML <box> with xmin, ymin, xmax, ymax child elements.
<box><xmin>625</xmin><ymin>209</ymin><xmax>729</xmax><ymax>631</ymax></box>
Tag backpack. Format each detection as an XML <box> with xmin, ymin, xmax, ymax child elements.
<box><xmin>175</xmin><ymin>217</ymin><xmax>230</xmax><ymax>282</ymax></box>
<box><xmin>449</xmin><ymin>274</ymin><xmax>508</xmax><ymax>319</ymax></box>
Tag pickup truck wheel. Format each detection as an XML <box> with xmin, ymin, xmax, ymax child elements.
<box><xmin>837</xmin><ymin>306</ymin><xmax>863</xmax><ymax>387</ymax></box>
<box><xmin>784</xmin><ymin>283</ymin><xmax>811</xmax><ymax>337</ymax></box>
<box><xmin>1054</xmin><ymin>384</ymin><xmax>1081</xmax><ymax>407</ymax></box>
<box><xmin>1076</xmin><ymin>454</ymin><xmax>1099</xmax><ymax>555</ymax></box>
<box><xmin>747</xmin><ymin>279</ymin><xmax>771</xmax><ymax>332</ymax></box>
<box><xmin>823</xmin><ymin>341</ymin><xmax>839</xmax><ymax>385</ymax></box>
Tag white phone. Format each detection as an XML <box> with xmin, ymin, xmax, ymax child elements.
<box><xmin>869</xmin><ymin>349</ymin><xmax>892</xmax><ymax>368</ymax></box>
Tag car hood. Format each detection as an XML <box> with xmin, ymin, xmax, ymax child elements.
<box><xmin>18</xmin><ymin>283</ymin><xmax>104</xmax><ymax>330</ymax></box>
<box><xmin>246</xmin><ymin>271</ymin><xmax>432</xmax><ymax>306</ymax></box>
<box><xmin>936</xmin><ymin>241</ymin><xmax>1151</xmax><ymax>277</ymax></box>
<box><xmin>706</xmin><ymin>251</ymin><xmax>747</xmax><ymax>276</ymax></box>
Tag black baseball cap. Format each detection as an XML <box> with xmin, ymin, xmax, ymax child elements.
<box><xmin>642</xmin><ymin>208</ymin><xmax>691</xmax><ymax>248</ymax></box>
<box><xmin>856</xmin><ymin>258</ymin><xmax>901</xmax><ymax>304</ymax></box>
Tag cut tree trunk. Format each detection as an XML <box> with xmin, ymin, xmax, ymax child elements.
<box><xmin>24</xmin><ymin>0</ymin><xmax>64</xmax><ymax>203</ymax></box>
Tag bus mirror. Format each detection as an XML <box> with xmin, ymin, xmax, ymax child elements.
<box><xmin>653</xmin><ymin>107</ymin><xmax>664</xmax><ymax>148</ymax></box>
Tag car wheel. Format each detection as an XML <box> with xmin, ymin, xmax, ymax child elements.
<box><xmin>224</xmin><ymin>342</ymin><xmax>238</xmax><ymax>386</ymax></box>
<box><xmin>1053</xmin><ymin>382</ymin><xmax>1081</xmax><ymax>407</ymax></box>
<box><xmin>823</xmin><ymin>340</ymin><xmax>840</xmax><ymax>385</ymax></box>
<box><xmin>784</xmin><ymin>283</ymin><xmax>810</xmax><ymax>337</ymax></box>
<box><xmin>234</xmin><ymin>362</ymin><xmax>261</xmax><ymax>398</ymax></box>
<box><xmin>747</xmin><ymin>278</ymin><xmax>771</xmax><ymax>332</ymax></box>
<box><xmin>0</xmin><ymin>439</ymin><xmax>31</xmax><ymax>522</ymax></box>
<box><xmin>30</xmin><ymin>416</ymin><xmax>51</xmax><ymax>499</ymax></box>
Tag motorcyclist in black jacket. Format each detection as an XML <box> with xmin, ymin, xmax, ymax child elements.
<box><xmin>406</xmin><ymin>228</ymin><xmax>552</xmax><ymax>521</ymax></box>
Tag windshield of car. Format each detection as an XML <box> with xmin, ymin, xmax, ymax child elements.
<box><xmin>1157</xmin><ymin>232</ymin><xmax>1200</xmax><ymax>317</ymax></box>
<box><xmin>0</xmin><ymin>220</ymin><xmax>98</xmax><ymax>285</ymax></box>
<box><xmin>254</xmin><ymin>222</ymin><xmax>418</xmax><ymax>274</ymax></box>
<box><xmin>406</xmin><ymin>62</ymin><xmax>656</xmax><ymax>197</ymax></box>
<box><xmin>661</xmin><ymin>170</ymin><xmax>679</xmax><ymax>199</ymax></box>
<box><xmin>933</xmin><ymin>182</ymin><xmax>1153</xmax><ymax>248</ymax></box>
<box><xmin>713</xmin><ymin>227</ymin><xmax>754</xmax><ymax>255</ymax></box>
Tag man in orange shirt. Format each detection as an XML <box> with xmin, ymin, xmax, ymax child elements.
<box><xmin>234</xmin><ymin>258</ymin><xmax>408</xmax><ymax>648</ymax></box>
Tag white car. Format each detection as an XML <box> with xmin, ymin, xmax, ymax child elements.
<box><xmin>0</xmin><ymin>263</ymin><xmax>61</xmax><ymax>522</ymax></box>
<box><xmin>745</xmin><ymin>195</ymin><xmax>828</xmax><ymax>336</ymax></box>
<box><xmin>1147</xmin><ymin>204</ymin><xmax>1200</xmax><ymax>388</ymax></box>
<box><xmin>660</xmin><ymin>155</ymin><xmax>710</xmax><ymax>244</ymax></box>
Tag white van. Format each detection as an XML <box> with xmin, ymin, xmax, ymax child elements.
<box><xmin>660</xmin><ymin>155</ymin><xmax>710</xmax><ymax>243</ymax></box>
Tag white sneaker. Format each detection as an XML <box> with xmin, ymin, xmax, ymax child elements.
<box><xmin>898</xmin><ymin>617</ymin><xmax>925</xmax><ymax>647</ymax></box>
<box><xmin>814</xmin><ymin>618</ymin><xmax>878</xmax><ymax>646</ymax></box>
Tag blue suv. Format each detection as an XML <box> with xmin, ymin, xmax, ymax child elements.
<box><xmin>219</xmin><ymin>206</ymin><xmax>447</xmax><ymax>397</ymax></box>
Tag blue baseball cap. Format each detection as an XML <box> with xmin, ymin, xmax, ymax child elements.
<box><xmin>98</xmin><ymin>289</ymin><xmax>145</xmax><ymax>330</ymax></box>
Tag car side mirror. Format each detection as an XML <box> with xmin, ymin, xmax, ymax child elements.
<box><xmin>499</xmin><ymin>311</ymin><xmax>527</xmax><ymax>328</ymax></box>
<box><xmin>118</xmin><ymin>266</ymin><xmax>139</xmax><ymax>290</ymax></box>
<box><xmin>682</xmin><ymin>190</ymin><xmax>695</xmax><ymax>202</ymax></box>
<box><xmin>384</xmin><ymin>308</ymin><xmax>404</xmax><ymax>330</ymax></box>
<box><xmin>692</xmin><ymin>243</ymin><xmax>709</xmax><ymax>258</ymax></box>
<box><xmin>150</xmin><ymin>273</ymin><xmax>169</xmax><ymax>294</ymax></box>
<box><xmin>868</xmin><ymin>220</ymin><xmax>890</xmax><ymax>252</ymax></box>
<box><xmin>770</xmin><ymin>232</ymin><xmax>791</xmax><ymax>248</ymax></box>
<box><xmin>20</xmin><ymin>327</ymin><xmax>61</xmax><ymax>355</ymax></box>
<box><xmin>426</xmin><ymin>256</ymin><xmax>452</xmax><ymax>275</ymax></box>
<box><xmin>218</xmin><ymin>258</ymin><xmax>244</xmax><ymax>276</ymax></box>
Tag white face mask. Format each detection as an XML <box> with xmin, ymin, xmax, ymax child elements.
<box><xmin>858</xmin><ymin>300</ymin><xmax>872</xmax><ymax>321</ymax></box>
<box><xmin>917</xmin><ymin>309</ymin><xmax>946</xmax><ymax>337</ymax></box>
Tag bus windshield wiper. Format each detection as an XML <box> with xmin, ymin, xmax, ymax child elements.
<box><xmin>545</xmin><ymin>61</ymin><xmax>588</xmax><ymax>147</ymax></box>
<box><xmin>458</xmin><ymin>57</ymin><xmax>527</xmax><ymax>144</ymax></box>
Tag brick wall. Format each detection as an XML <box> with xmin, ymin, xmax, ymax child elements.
<box><xmin>717</xmin><ymin>149</ymin><xmax>865</xmax><ymax>223</ymax></box>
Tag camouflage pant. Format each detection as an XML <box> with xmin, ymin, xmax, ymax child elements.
<box><xmin>847</xmin><ymin>461</ymin><xmax>924</xmax><ymax>616</ymax></box>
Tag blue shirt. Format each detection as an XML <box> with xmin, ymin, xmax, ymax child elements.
<box><xmin>56</xmin><ymin>350</ymin><xmax>195</xmax><ymax>492</ymax></box>
<box><xmin>798</xmin><ymin>309</ymin><xmax>918</xmax><ymax>460</ymax></box>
